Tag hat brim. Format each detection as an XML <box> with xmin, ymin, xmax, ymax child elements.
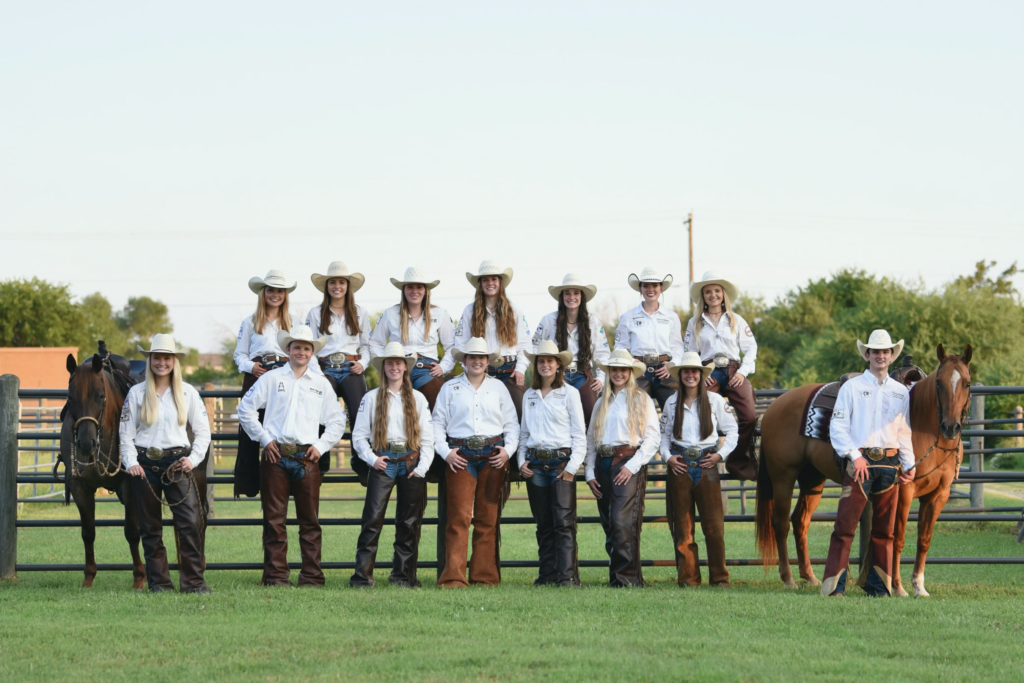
<box><xmin>391</xmin><ymin>278</ymin><xmax>440</xmax><ymax>291</ymax></box>
<box><xmin>666</xmin><ymin>362</ymin><xmax>713</xmax><ymax>380</ymax></box>
<box><xmin>452</xmin><ymin>348</ymin><xmax>504</xmax><ymax>367</ymax></box>
<box><xmin>137</xmin><ymin>344</ymin><xmax>189</xmax><ymax>360</ymax></box>
<box><xmin>628</xmin><ymin>274</ymin><xmax>674</xmax><ymax>293</ymax></box>
<box><xmin>249</xmin><ymin>277</ymin><xmax>297</xmax><ymax>294</ymax></box>
<box><xmin>370</xmin><ymin>354</ymin><xmax>417</xmax><ymax>374</ymax></box>
<box><xmin>857</xmin><ymin>339</ymin><xmax>905</xmax><ymax>360</ymax></box>
<box><xmin>690</xmin><ymin>279</ymin><xmax>739</xmax><ymax>306</ymax></box>
<box><xmin>548</xmin><ymin>283</ymin><xmax>597</xmax><ymax>302</ymax></box>
<box><xmin>311</xmin><ymin>272</ymin><xmax>365</xmax><ymax>294</ymax></box>
<box><xmin>277</xmin><ymin>332</ymin><xmax>327</xmax><ymax>356</ymax></box>
<box><xmin>466</xmin><ymin>268</ymin><xmax>513</xmax><ymax>289</ymax></box>
<box><xmin>598</xmin><ymin>360</ymin><xmax>646</xmax><ymax>379</ymax></box>
<box><xmin>524</xmin><ymin>349</ymin><xmax>575</xmax><ymax>367</ymax></box>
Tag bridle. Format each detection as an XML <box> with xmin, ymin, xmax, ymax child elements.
<box><xmin>913</xmin><ymin>364</ymin><xmax>971</xmax><ymax>481</ymax></box>
<box><xmin>68</xmin><ymin>382</ymin><xmax>123</xmax><ymax>479</ymax></box>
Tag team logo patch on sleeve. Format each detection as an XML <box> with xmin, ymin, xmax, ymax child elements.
<box><xmin>238</xmin><ymin>322</ymin><xmax>245</xmax><ymax>340</ymax></box>
<box><xmin>834</xmin><ymin>410</ymin><xmax>845</xmax><ymax>419</ymax></box>
<box><xmin>744</xmin><ymin>326</ymin><xmax>753</xmax><ymax>337</ymax></box>
<box><xmin>120</xmin><ymin>404</ymin><xmax>130</xmax><ymax>422</ymax></box>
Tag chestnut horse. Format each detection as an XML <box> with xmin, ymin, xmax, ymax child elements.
<box><xmin>754</xmin><ymin>344</ymin><xmax>972</xmax><ymax>596</ymax></box>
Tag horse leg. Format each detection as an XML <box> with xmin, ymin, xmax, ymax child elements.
<box><xmin>771</xmin><ymin>474</ymin><xmax>798</xmax><ymax>588</ymax></box>
<box><xmin>122</xmin><ymin>477</ymin><xmax>146</xmax><ymax>590</ymax></box>
<box><xmin>71</xmin><ymin>480</ymin><xmax>97</xmax><ymax>588</ymax></box>
<box><xmin>912</xmin><ymin>487</ymin><xmax>949</xmax><ymax>598</ymax></box>
<box><xmin>891</xmin><ymin>482</ymin><xmax>915</xmax><ymax>597</ymax></box>
<box><xmin>793</xmin><ymin>467</ymin><xmax>825</xmax><ymax>585</ymax></box>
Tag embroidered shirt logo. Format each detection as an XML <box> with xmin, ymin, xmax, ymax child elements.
<box><xmin>277</xmin><ymin>382</ymin><xmax>286</xmax><ymax>393</ymax></box>
<box><xmin>120</xmin><ymin>404</ymin><xmax>130</xmax><ymax>422</ymax></box>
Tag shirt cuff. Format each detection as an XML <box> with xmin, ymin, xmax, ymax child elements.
<box><xmin>187</xmin><ymin>450</ymin><xmax>205</xmax><ymax>469</ymax></box>
<box><xmin>259</xmin><ymin>431</ymin><xmax>272</xmax><ymax>448</ymax></box>
<box><xmin>239</xmin><ymin>359</ymin><xmax>255</xmax><ymax>374</ymax></box>
<box><xmin>122</xmin><ymin>450</ymin><xmax>139</xmax><ymax>470</ymax></box>
<box><xmin>847</xmin><ymin>449</ymin><xmax>862</xmax><ymax>461</ymax></box>
<box><xmin>584</xmin><ymin>465</ymin><xmax>596</xmax><ymax>481</ymax></box>
<box><xmin>312</xmin><ymin>439</ymin><xmax>332</xmax><ymax>457</ymax></box>
<box><xmin>624</xmin><ymin>455</ymin><xmax>642</xmax><ymax>474</ymax></box>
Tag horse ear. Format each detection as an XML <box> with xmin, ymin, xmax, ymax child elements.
<box><xmin>66</xmin><ymin>354</ymin><xmax>78</xmax><ymax>376</ymax></box>
<box><xmin>91</xmin><ymin>354</ymin><xmax>103</xmax><ymax>372</ymax></box>
<box><xmin>936</xmin><ymin>344</ymin><xmax>946</xmax><ymax>363</ymax></box>
<box><xmin>962</xmin><ymin>344</ymin><xmax>972</xmax><ymax>365</ymax></box>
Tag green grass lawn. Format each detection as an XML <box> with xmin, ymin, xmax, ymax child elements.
<box><xmin>3</xmin><ymin>475</ymin><xmax>1023</xmax><ymax>682</ymax></box>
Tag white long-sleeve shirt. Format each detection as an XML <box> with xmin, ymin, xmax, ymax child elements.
<box><xmin>453</xmin><ymin>301</ymin><xmax>531</xmax><ymax>375</ymax></box>
<box><xmin>431</xmin><ymin>374</ymin><xmax>520</xmax><ymax>459</ymax></box>
<box><xmin>830</xmin><ymin>370</ymin><xmax>916</xmax><ymax>471</ymax></box>
<box><xmin>531</xmin><ymin>311</ymin><xmax>611</xmax><ymax>383</ymax></box>
<box><xmin>369</xmin><ymin>305</ymin><xmax>457</xmax><ymax>374</ymax></box>
<box><xmin>614</xmin><ymin>304</ymin><xmax>684</xmax><ymax>366</ymax></box>
<box><xmin>684</xmin><ymin>312</ymin><xmax>758</xmax><ymax>378</ymax></box>
<box><xmin>516</xmin><ymin>385</ymin><xmax>588</xmax><ymax>475</ymax></box>
<box><xmin>660</xmin><ymin>392</ymin><xmax>739</xmax><ymax>462</ymax></box>
<box><xmin>584</xmin><ymin>390</ymin><xmax>660</xmax><ymax>481</ymax></box>
<box><xmin>233</xmin><ymin>314</ymin><xmax>302</xmax><ymax>375</ymax></box>
<box><xmin>351</xmin><ymin>387</ymin><xmax>434</xmax><ymax>478</ymax></box>
<box><xmin>119</xmin><ymin>382</ymin><xmax>211</xmax><ymax>470</ymax></box>
<box><xmin>305</xmin><ymin>304</ymin><xmax>371</xmax><ymax>368</ymax></box>
<box><xmin>237</xmin><ymin>365</ymin><xmax>346</xmax><ymax>457</ymax></box>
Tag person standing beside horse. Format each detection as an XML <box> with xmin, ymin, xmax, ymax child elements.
<box><xmin>233</xmin><ymin>270</ymin><xmax>302</xmax><ymax>497</ymax></box>
<box><xmin>821</xmin><ymin>329</ymin><xmax>916</xmax><ymax>597</ymax></box>
<box><xmin>684</xmin><ymin>271</ymin><xmax>758</xmax><ymax>480</ymax></box>
<box><xmin>454</xmin><ymin>261</ymin><xmax>531</xmax><ymax>419</ymax></box>
<box><xmin>237</xmin><ymin>325</ymin><xmax>346</xmax><ymax>587</ymax></box>
<box><xmin>517</xmin><ymin>340</ymin><xmax>588</xmax><ymax>587</ymax></box>
<box><xmin>349</xmin><ymin>342</ymin><xmax>434</xmax><ymax>588</ymax></box>
<box><xmin>660</xmin><ymin>352</ymin><xmax>738</xmax><ymax>588</ymax></box>
<box><xmin>614</xmin><ymin>267</ymin><xmax>683</xmax><ymax>410</ymax></box>
<box><xmin>531</xmin><ymin>273</ymin><xmax>610</xmax><ymax>426</ymax></box>
<box><xmin>119</xmin><ymin>335</ymin><xmax>212</xmax><ymax>594</ymax></box>
<box><xmin>585</xmin><ymin>348</ymin><xmax>660</xmax><ymax>587</ymax></box>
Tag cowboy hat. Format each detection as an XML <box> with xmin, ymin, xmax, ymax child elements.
<box><xmin>137</xmin><ymin>334</ymin><xmax>189</xmax><ymax>360</ymax></box>
<box><xmin>548</xmin><ymin>273</ymin><xmax>597</xmax><ymax>303</ymax></box>
<box><xmin>690</xmin><ymin>270</ymin><xmax>739</xmax><ymax>307</ymax></box>
<box><xmin>277</xmin><ymin>325</ymin><xmax>327</xmax><ymax>356</ymax></box>
<box><xmin>466</xmin><ymin>260</ymin><xmax>513</xmax><ymax>288</ymax></box>
<box><xmin>311</xmin><ymin>262</ymin><xmax>365</xmax><ymax>294</ymax></box>
<box><xmin>525</xmin><ymin>340</ymin><xmax>574</xmax><ymax>368</ymax></box>
<box><xmin>451</xmin><ymin>337</ymin><xmax>503</xmax><ymax>366</ymax></box>
<box><xmin>371</xmin><ymin>341</ymin><xmax>417</xmax><ymax>374</ymax></box>
<box><xmin>248</xmin><ymin>269</ymin><xmax>297</xmax><ymax>294</ymax></box>
<box><xmin>856</xmin><ymin>329</ymin><xmax>905</xmax><ymax>360</ymax></box>
<box><xmin>666</xmin><ymin>351</ymin><xmax>714</xmax><ymax>381</ymax></box>
<box><xmin>627</xmin><ymin>266</ymin><xmax>673</xmax><ymax>293</ymax></box>
<box><xmin>390</xmin><ymin>266</ymin><xmax>440</xmax><ymax>290</ymax></box>
<box><xmin>598</xmin><ymin>348</ymin><xmax>646</xmax><ymax>378</ymax></box>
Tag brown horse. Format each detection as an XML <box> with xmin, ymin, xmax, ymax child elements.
<box><xmin>754</xmin><ymin>344</ymin><xmax>972</xmax><ymax>596</ymax></box>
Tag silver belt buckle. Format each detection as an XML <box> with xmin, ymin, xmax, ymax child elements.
<box><xmin>864</xmin><ymin>447</ymin><xmax>884</xmax><ymax>461</ymax></box>
<box><xmin>684</xmin><ymin>446</ymin><xmax>704</xmax><ymax>460</ymax></box>
<box><xmin>713</xmin><ymin>355</ymin><xmax>731</xmax><ymax>368</ymax></box>
<box><xmin>279</xmin><ymin>443</ymin><xmax>298</xmax><ymax>457</ymax></box>
<box><xmin>328</xmin><ymin>352</ymin><xmax>346</xmax><ymax>364</ymax></box>
<box><xmin>145</xmin><ymin>447</ymin><xmax>163</xmax><ymax>459</ymax></box>
<box><xmin>466</xmin><ymin>436</ymin><xmax>486</xmax><ymax>451</ymax></box>
<box><xmin>642</xmin><ymin>353</ymin><xmax>661</xmax><ymax>367</ymax></box>
<box><xmin>597</xmin><ymin>444</ymin><xmax>614</xmax><ymax>458</ymax></box>
<box><xmin>566</xmin><ymin>362</ymin><xmax>578</xmax><ymax>374</ymax></box>
<box><xmin>534</xmin><ymin>448</ymin><xmax>554</xmax><ymax>462</ymax></box>
<box><xmin>388</xmin><ymin>440</ymin><xmax>408</xmax><ymax>453</ymax></box>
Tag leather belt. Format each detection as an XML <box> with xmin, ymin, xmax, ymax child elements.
<box><xmin>860</xmin><ymin>447</ymin><xmax>899</xmax><ymax>462</ymax></box>
<box><xmin>375</xmin><ymin>448</ymin><xmax>420</xmax><ymax>463</ymax></box>
<box><xmin>277</xmin><ymin>443</ymin><xmax>311</xmax><ymax>458</ymax></box>
<box><xmin>597</xmin><ymin>444</ymin><xmax>639</xmax><ymax>469</ymax></box>
<box><xmin>137</xmin><ymin>446</ymin><xmax>189</xmax><ymax>460</ymax></box>
<box><xmin>528</xmin><ymin>447</ymin><xmax>571</xmax><ymax>462</ymax></box>
<box><xmin>449</xmin><ymin>435</ymin><xmax>503</xmax><ymax>455</ymax></box>
<box><xmin>415</xmin><ymin>357</ymin><xmax>438</xmax><ymax>368</ymax></box>
<box><xmin>254</xmin><ymin>354</ymin><xmax>288</xmax><ymax>366</ymax></box>
<box><xmin>635</xmin><ymin>353</ymin><xmax>670</xmax><ymax>368</ymax></box>
<box><xmin>712</xmin><ymin>354</ymin><xmax>734</xmax><ymax>368</ymax></box>
<box><xmin>565</xmin><ymin>362</ymin><xmax>578</xmax><ymax>374</ymax></box>
<box><xmin>670</xmin><ymin>444</ymin><xmax>717</xmax><ymax>461</ymax></box>
<box><xmin>487</xmin><ymin>365</ymin><xmax>515</xmax><ymax>375</ymax></box>
<box><xmin>319</xmin><ymin>353</ymin><xmax>360</xmax><ymax>369</ymax></box>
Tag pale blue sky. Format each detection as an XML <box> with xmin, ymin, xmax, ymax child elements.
<box><xmin>2</xmin><ymin>2</ymin><xmax>1021</xmax><ymax>351</ymax></box>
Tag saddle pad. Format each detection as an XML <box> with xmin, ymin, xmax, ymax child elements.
<box><xmin>801</xmin><ymin>382</ymin><xmax>841</xmax><ymax>441</ymax></box>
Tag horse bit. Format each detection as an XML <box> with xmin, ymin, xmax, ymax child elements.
<box><xmin>70</xmin><ymin>391</ymin><xmax>123</xmax><ymax>479</ymax></box>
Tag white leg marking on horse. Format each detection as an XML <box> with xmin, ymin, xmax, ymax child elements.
<box><xmin>950</xmin><ymin>370</ymin><xmax>961</xmax><ymax>396</ymax></box>
<box><xmin>912</xmin><ymin>573</ymin><xmax>930</xmax><ymax>598</ymax></box>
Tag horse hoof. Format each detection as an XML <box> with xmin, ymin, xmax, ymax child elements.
<box><xmin>81</xmin><ymin>579</ymin><xmax>94</xmax><ymax>588</ymax></box>
<box><xmin>783</xmin><ymin>579</ymin><xmax>798</xmax><ymax>590</ymax></box>
<box><xmin>804</xmin><ymin>576</ymin><xmax>820</xmax><ymax>587</ymax></box>
<box><xmin>133</xmin><ymin>579</ymin><xmax>146</xmax><ymax>590</ymax></box>
<box><xmin>895</xmin><ymin>585</ymin><xmax>909</xmax><ymax>597</ymax></box>
<box><xmin>913</xmin><ymin>587</ymin><xmax>930</xmax><ymax>598</ymax></box>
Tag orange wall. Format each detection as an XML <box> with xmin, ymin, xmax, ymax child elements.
<box><xmin>0</xmin><ymin>347</ymin><xmax>78</xmax><ymax>389</ymax></box>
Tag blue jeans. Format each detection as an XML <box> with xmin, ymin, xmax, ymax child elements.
<box><xmin>324</xmin><ymin>362</ymin><xmax>355</xmax><ymax>385</ymax></box>
<box><xmin>453</xmin><ymin>441</ymin><xmax>505</xmax><ymax>480</ymax></box>
<box><xmin>710</xmin><ymin>367</ymin><xmax>729</xmax><ymax>389</ymax></box>
<box><xmin>377</xmin><ymin>449</ymin><xmax>412</xmax><ymax>480</ymax></box>
<box><xmin>669</xmin><ymin>446</ymin><xmax>708</xmax><ymax>486</ymax></box>
<box><xmin>410</xmin><ymin>360</ymin><xmax>439</xmax><ymax>390</ymax></box>
<box><xmin>526</xmin><ymin>455</ymin><xmax>570</xmax><ymax>487</ymax></box>
<box><xmin>564</xmin><ymin>371</ymin><xmax>587</xmax><ymax>390</ymax></box>
<box><xmin>487</xmin><ymin>360</ymin><xmax>516</xmax><ymax>382</ymax></box>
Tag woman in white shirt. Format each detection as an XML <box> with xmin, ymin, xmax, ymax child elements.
<box><xmin>453</xmin><ymin>260</ymin><xmax>531</xmax><ymax>419</ymax></box>
<box><xmin>584</xmin><ymin>347</ymin><xmax>660</xmax><ymax>587</ymax></box>
<box><xmin>233</xmin><ymin>269</ymin><xmax>300</xmax><ymax>497</ymax></box>
<box><xmin>306</xmin><ymin>261</ymin><xmax>371</xmax><ymax>438</ymax></box>
<box><xmin>369</xmin><ymin>267</ymin><xmax>456</xmax><ymax>409</ymax></box>
<box><xmin>120</xmin><ymin>334</ymin><xmax>211</xmax><ymax>594</ymax></box>
<box><xmin>517</xmin><ymin>340</ymin><xmax>587</xmax><ymax>587</ymax></box>
<box><xmin>531</xmin><ymin>273</ymin><xmax>610</xmax><ymax>426</ymax></box>
<box><xmin>684</xmin><ymin>271</ymin><xmax>758</xmax><ymax>481</ymax></box>
<box><xmin>661</xmin><ymin>352</ymin><xmax>739</xmax><ymax>588</ymax></box>
<box><xmin>349</xmin><ymin>342</ymin><xmax>434</xmax><ymax>588</ymax></box>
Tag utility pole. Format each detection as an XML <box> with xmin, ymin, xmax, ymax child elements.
<box><xmin>686</xmin><ymin>212</ymin><xmax>694</xmax><ymax>286</ymax></box>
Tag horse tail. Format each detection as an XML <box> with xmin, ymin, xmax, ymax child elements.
<box><xmin>755</xmin><ymin>449</ymin><xmax>777</xmax><ymax>567</ymax></box>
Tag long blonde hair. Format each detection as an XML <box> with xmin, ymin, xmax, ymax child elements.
<box><xmin>693</xmin><ymin>289</ymin><xmax>737</xmax><ymax>343</ymax></box>
<box><xmin>371</xmin><ymin>367</ymin><xmax>421</xmax><ymax>451</ymax></box>
<box><xmin>140</xmin><ymin>357</ymin><xmax>187</xmax><ymax>427</ymax></box>
<box><xmin>400</xmin><ymin>287</ymin><xmax>432</xmax><ymax>345</ymax></box>
<box><xmin>590</xmin><ymin>372</ymin><xmax>649</xmax><ymax>447</ymax></box>
<box><xmin>471</xmin><ymin>280</ymin><xmax>517</xmax><ymax>347</ymax></box>
<box><xmin>253</xmin><ymin>288</ymin><xmax>292</xmax><ymax>336</ymax></box>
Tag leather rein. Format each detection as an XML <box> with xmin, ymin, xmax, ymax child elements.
<box><xmin>911</xmin><ymin>378</ymin><xmax>971</xmax><ymax>481</ymax></box>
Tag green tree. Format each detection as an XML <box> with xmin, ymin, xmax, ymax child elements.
<box><xmin>116</xmin><ymin>296</ymin><xmax>173</xmax><ymax>359</ymax></box>
<box><xmin>76</xmin><ymin>292</ymin><xmax>128</xmax><ymax>358</ymax></box>
<box><xmin>0</xmin><ymin>278</ymin><xmax>85</xmax><ymax>347</ymax></box>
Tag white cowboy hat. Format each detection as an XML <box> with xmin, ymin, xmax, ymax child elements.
<box><xmin>451</xmin><ymin>337</ymin><xmax>503</xmax><ymax>366</ymax></box>
<box><xmin>137</xmin><ymin>334</ymin><xmax>189</xmax><ymax>360</ymax></box>
<box><xmin>525</xmin><ymin>339</ymin><xmax>574</xmax><ymax>368</ymax></box>
<box><xmin>856</xmin><ymin>329</ymin><xmax>905</xmax><ymax>360</ymax></box>
<box><xmin>311</xmin><ymin>261</ymin><xmax>365</xmax><ymax>294</ymax></box>
<box><xmin>690</xmin><ymin>270</ymin><xmax>739</xmax><ymax>307</ymax></box>
<box><xmin>390</xmin><ymin>266</ymin><xmax>440</xmax><ymax>290</ymax></box>
<box><xmin>548</xmin><ymin>273</ymin><xmax>597</xmax><ymax>303</ymax></box>
<box><xmin>371</xmin><ymin>341</ymin><xmax>417</xmax><ymax>374</ymax></box>
<box><xmin>466</xmin><ymin>260</ymin><xmax>513</xmax><ymax>288</ymax></box>
<box><xmin>277</xmin><ymin>325</ymin><xmax>328</xmax><ymax>356</ymax></box>
<box><xmin>627</xmin><ymin>266</ymin><xmax>673</xmax><ymax>293</ymax></box>
<box><xmin>248</xmin><ymin>269</ymin><xmax>297</xmax><ymax>294</ymax></box>
<box><xmin>666</xmin><ymin>351</ymin><xmax>713</xmax><ymax>380</ymax></box>
<box><xmin>598</xmin><ymin>348</ymin><xmax>646</xmax><ymax>379</ymax></box>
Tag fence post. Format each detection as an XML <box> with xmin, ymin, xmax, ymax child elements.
<box><xmin>1015</xmin><ymin>406</ymin><xmax>1022</xmax><ymax>449</ymax></box>
<box><xmin>204</xmin><ymin>383</ymin><xmax>216</xmax><ymax>518</ymax></box>
<box><xmin>0</xmin><ymin>374</ymin><xmax>21</xmax><ymax>580</ymax></box>
<box><xmin>970</xmin><ymin>394</ymin><xmax>985</xmax><ymax>509</ymax></box>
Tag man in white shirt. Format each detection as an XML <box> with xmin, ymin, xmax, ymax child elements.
<box><xmin>431</xmin><ymin>337</ymin><xmax>520</xmax><ymax>587</ymax></box>
<box><xmin>237</xmin><ymin>325</ymin><xmax>346</xmax><ymax>587</ymax></box>
<box><xmin>821</xmin><ymin>330</ymin><xmax>916</xmax><ymax>598</ymax></box>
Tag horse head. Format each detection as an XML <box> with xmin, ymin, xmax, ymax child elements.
<box><xmin>66</xmin><ymin>352</ymin><xmax>117</xmax><ymax>460</ymax></box>
<box><xmin>934</xmin><ymin>343</ymin><xmax>972</xmax><ymax>440</ymax></box>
